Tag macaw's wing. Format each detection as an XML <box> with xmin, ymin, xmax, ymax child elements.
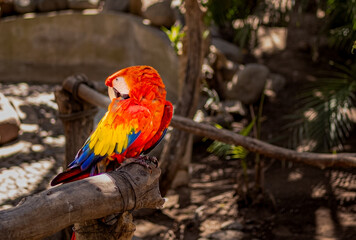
<box><xmin>143</xmin><ymin>101</ymin><xmax>173</xmax><ymax>154</ymax></box>
<box><xmin>51</xmin><ymin>99</ymin><xmax>152</xmax><ymax>186</ymax></box>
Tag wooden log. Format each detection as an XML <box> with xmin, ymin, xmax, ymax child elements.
<box><xmin>0</xmin><ymin>162</ymin><xmax>164</xmax><ymax>240</ymax></box>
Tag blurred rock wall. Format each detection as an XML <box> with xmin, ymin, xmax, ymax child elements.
<box><xmin>0</xmin><ymin>11</ymin><xmax>179</xmax><ymax>102</ymax></box>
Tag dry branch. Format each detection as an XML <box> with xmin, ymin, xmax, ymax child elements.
<box><xmin>171</xmin><ymin>116</ymin><xmax>356</xmax><ymax>168</ymax></box>
<box><xmin>61</xmin><ymin>75</ymin><xmax>356</xmax><ymax>169</ymax></box>
<box><xmin>0</xmin><ymin>162</ymin><xmax>164</xmax><ymax>240</ymax></box>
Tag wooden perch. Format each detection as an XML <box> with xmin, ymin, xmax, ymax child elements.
<box><xmin>0</xmin><ymin>162</ymin><xmax>164</xmax><ymax>240</ymax></box>
<box><xmin>61</xmin><ymin>76</ymin><xmax>356</xmax><ymax>169</ymax></box>
<box><xmin>172</xmin><ymin>116</ymin><xmax>356</xmax><ymax>168</ymax></box>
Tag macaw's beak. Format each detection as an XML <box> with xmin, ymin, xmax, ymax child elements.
<box><xmin>108</xmin><ymin>87</ymin><xmax>116</xmax><ymax>100</ymax></box>
<box><xmin>108</xmin><ymin>87</ymin><xmax>130</xmax><ymax>100</ymax></box>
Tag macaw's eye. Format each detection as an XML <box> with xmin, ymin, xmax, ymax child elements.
<box><xmin>121</xmin><ymin>94</ymin><xmax>130</xmax><ymax>99</ymax></box>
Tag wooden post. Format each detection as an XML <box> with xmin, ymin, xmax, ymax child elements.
<box><xmin>54</xmin><ymin>74</ymin><xmax>98</xmax><ymax>167</ymax></box>
<box><xmin>54</xmin><ymin>75</ymin><xmax>98</xmax><ymax>239</ymax></box>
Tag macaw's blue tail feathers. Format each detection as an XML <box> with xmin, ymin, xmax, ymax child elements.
<box><xmin>68</xmin><ymin>142</ymin><xmax>107</xmax><ymax>171</ymax></box>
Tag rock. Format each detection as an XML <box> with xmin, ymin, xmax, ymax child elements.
<box><xmin>211</xmin><ymin>38</ymin><xmax>244</xmax><ymax>63</ymax></box>
<box><xmin>0</xmin><ymin>12</ymin><xmax>179</xmax><ymax>103</ymax></box>
<box><xmin>142</xmin><ymin>0</ymin><xmax>176</xmax><ymax>27</ymax></box>
<box><xmin>37</xmin><ymin>0</ymin><xmax>67</xmax><ymax>12</ymax></box>
<box><xmin>221</xmin><ymin>100</ymin><xmax>246</xmax><ymax>116</ymax></box>
<box><xmin>265</xmin><ymin>73</ymin><xmax>286</xmax><ymax>97</ymax></box>
<box><xmin>225</xmin><ymin>63</ymin><xmax>270</xmax><ymax>104</ymax></box>
<box><xmin>14</xmin><ymin>0</ymin><xmax>36</xmax><ymax>13</ymax></box>
<box><xmin>103</xmin><ymin>0</ymin><xmax>129</xmax><ymax>12</ymax></box>
<box><xmin>221</xmin><ymin>60</ymin><xmax>241</xmax><ymax>82</ymax></box>
<box><xmin>0</xmin><ymin>93</ymin><xmax>20</xmax><ymax>145</ymax></box>
<box><xmin>67</xmin><ymin>0</ymin><xmax>100</xmax><ymax>10</ymax></box>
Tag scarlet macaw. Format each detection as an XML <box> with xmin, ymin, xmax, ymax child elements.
<box><xmin>51</xmin><ymin>66</ymin><xmax>173</xmax><ymax>186</ymax></box>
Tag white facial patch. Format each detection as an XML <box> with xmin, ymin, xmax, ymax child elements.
<box><xmin>113</xmin><ymin>77</ymin><xmax>130</xmax><ymax>95</ymax></box>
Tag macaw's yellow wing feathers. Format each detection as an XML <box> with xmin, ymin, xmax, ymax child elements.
<box><xmin>74</xmin><ymin>99</ymin><xmax>152</xmax><ymax>171</ymax></box>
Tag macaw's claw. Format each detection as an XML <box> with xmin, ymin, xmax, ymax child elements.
<box><xmin>119</xmin><ymin>156</ymin><xmax>158</xmax><ymax>172</ymax></box>
<box><xmin>102</xmin><ymin>214</ymin><xmax>120</xmax><ymax>225</ymax></box>
<box><xmin>138</xmin><ymin>155</ymin><xmax>158</xmax><ymax>168</ymax></box>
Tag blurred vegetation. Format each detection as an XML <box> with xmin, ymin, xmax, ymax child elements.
<box><xmin>285</xmin><ymin>0</ymin><xmax>356</xmax><ymax>151</ymax></box>
<box><xmin>207</xmin><ymin>120</ymin><xmax>255</xmax><ymax>161</ymax></box>
<box><xmin>285</xmin><ymin>64</ymin><xmax>356</xmax><ymax>151</ymax></box>
<box><xmin>324</xmin><ymin>0</ymin><xmax>356</xmax><ymax>56</ymax></box>
<box><xmin>202</xmin><ymin>0</ymin><xmax>260</xmax><ymax>48</ymax></box>
<box><xmin>162</xmin><ymin>24</ymin><xmax>185</xmax><ymax>55</ymax></box>
<box><xmin>199</xmin><ymin>0</ymin><xmax>356</xmax><ymax>152</ymax></box>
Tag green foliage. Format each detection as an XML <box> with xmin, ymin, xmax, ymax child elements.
<box><xmin>207</xmin><ymin>118</ymin><xmax>256</xmax><ymax>160</ymax></box>
<box><xmin>202</xmin><ymin>0</ymin><xmax>256</xmax><ymax>27</ymax></box>
<box><xmin>352</xmin><ymin>40</ymin><xmax>356</xmax><ymax>54</ymax></box>
<box><xmin>233</xmin><ymin>23</ymin><xmax>254</xmax><ymax>49</ymax></box>
<box><xmin>202</xmin><ymin>0</ymin><xmax>259</xmax><ymax>48</ymax></box>
<box><xmin>325</xmin><ymin>0</ymin><xmax>356</xmax><ymax>54</ymax></box>
<box><xmin>162</xmin><ymin>24</ymin><xmax>185</xmax><ymax>54</ymax></box>
<box><xmin>285</xmin><ymin>64</ymin><xmax>356</xmax><ymax>151</ymax></box>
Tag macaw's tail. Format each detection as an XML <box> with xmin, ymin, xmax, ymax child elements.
<box><xmin>50</xmin><ymin>167</ymin><xmax>91</xmax><ymax>186</ymax></box>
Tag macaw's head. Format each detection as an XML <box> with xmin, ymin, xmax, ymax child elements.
<box><xmin>105</xmin><ymin>66</ymin><xmax>166</xmax><ymax>102</ymax></box>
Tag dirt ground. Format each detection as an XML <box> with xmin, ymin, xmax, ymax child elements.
<box><xmin>1</xmin><ymin>50</ymin><xmax>356</xmax><ymax>239</ymax></box>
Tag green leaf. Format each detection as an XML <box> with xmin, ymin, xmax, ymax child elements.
<box><xmin>207</xmin><ymin>118</ymin><xmax>255</xmax><ymax>160</ymax></box>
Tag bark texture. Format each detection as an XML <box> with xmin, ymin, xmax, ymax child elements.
<box><xmin>0</xmin><ymin>162</ymin><xmax>164</xmax><ymax>240</ymax></box>
<box><xmin>54</xmin><ymin>75</ymin><xmax>98</xmax><ymax>167</ymax></box>
<box><xmin>158</xmin><ymin>0</ymin><xmax>205</xmax><ymax>196</ymax></box>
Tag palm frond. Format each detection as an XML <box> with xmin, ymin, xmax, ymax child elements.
<box><xmin>207</xmin><ymin>118</ymin><xmax>256</xmax><ymax>160</ymax></box>
<box><xmin>285</xmin><ymin>65</ymin><xmax>356</xmax><ymax>151</ymax></box>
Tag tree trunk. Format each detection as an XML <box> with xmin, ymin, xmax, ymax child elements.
<box><xmin>159</xmin><ymin>0</ymin><xmax>205</xmax><ymax>196</ymax></box>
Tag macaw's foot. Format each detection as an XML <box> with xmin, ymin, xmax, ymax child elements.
<box><xmin>119</xmin><ymin>155</ymin><xmax>158</xmax><ymax>170</ymax></box>
<box><xmin>101</xmin><ymin>213</ymin><xmax>120</xmax><ymax>225</ymax></box>
<box><xmin>137</xmin><ymin>155</ymin><xmax>158</xmax><ymax>168</ymax></box>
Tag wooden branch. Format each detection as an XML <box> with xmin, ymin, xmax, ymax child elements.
<box><xmin>0</xmin><ymin>162</ymin><xmax>164</xmax><ymax>240</ymax></box>
<box><xmin>62</xmin><ymin>76</ymin><xmax>111</xmax><ymax>109</ymax></box>
<box><xmin>59</xmin><ymin>74</ymin><xmax>356</xmax><ymax>169</ymax></box>
<box><xmin>171</xmin><ymin>116</ymin><xmax>356</xmax><ymax>168</ymax></box>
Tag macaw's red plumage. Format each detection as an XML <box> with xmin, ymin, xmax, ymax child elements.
<box><xmin>51</xmin><ymin>66</ymin><xmax>173</xmax><ymax>186</ymax></box>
